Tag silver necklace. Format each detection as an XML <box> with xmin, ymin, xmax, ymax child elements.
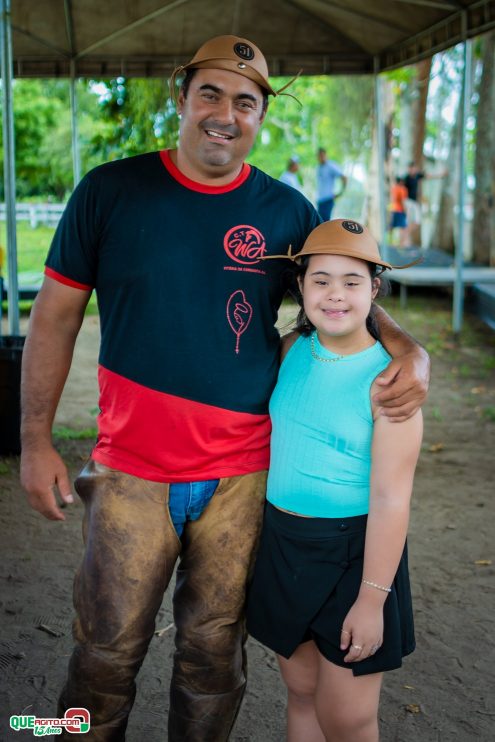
<box><xmin>310</xmin><ymin>333</ymin><xmax>345</xmax><ymax>363</ymax></box>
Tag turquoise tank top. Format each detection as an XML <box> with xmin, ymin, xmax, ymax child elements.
<box><xmin>267</xmin><ymin>332</ymin><xmax>391</xmax><ymax>518</ymax></box>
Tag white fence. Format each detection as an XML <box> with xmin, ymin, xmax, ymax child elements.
<box><xmin>0</xmin><ymin>203</ymin><xmax>65</xmax><ymax>228</ymax></box>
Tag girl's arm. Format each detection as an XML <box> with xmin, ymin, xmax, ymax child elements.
<box><xmin>279</xmin><ymin>330</ymin><xmax>300</xmax><ymax>362</ymax></box>
<box><xmin>341</xmin><ymin>386</ymin><xmax>423</xmax><ymax>662</ymax></box>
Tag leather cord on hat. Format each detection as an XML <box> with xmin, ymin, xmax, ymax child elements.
<box><xmin>261</xmin><ymin>247</ymin><xmax>424</xmax><ymax>270</ymax></box>
<box><xmin>169</xmin><ymin>66</ymin><xmax>184</xmax><ymax>106</ymax></box>
<box><xmin>168</xmin><ymin>65</ymin><xmax>304</xmax><ymax>107</ymax></box>
<box><xmin>262</xmin><ymin>245</ymin><xmax>297</xmax><ymax>261</ymax></box>
<box><xmin>274</xmin><ymin>70</ymin><xmax>302</xmax><ymax>94</ymax></box>
<box><xmin>274</xmin><ymin>70</ymin><xmax>303</xmax><ymax>107</ymax></box>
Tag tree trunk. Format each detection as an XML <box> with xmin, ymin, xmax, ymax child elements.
<box><xmin>413</xmin><ymin>58</ymin><xmax>432</xmax><ymax>166</ymax></box>
<box><xmin>410</xmin><ymin>58</ymin><xmax>432</xmax><ymax>244</ymax></box>
<box><xmin>473</xmin><ymin>30</ymin><xmax>495</xmax><ymax>265</ymax></box>
<box><xmin>366</xmin><ymin>78</ymin><xmax>394</xmax><ymax>239</ymax></box>
<box><xmin>430</xmin><ymin>98</ymin><xmax>462</xmax><ymax>255</ymax></box>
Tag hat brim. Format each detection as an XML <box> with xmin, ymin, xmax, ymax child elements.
<box><xmin>295</xmin><ymin>244</ymin><xmax>393</xmax><ymax>270</ymax></box>
<box><xmin>182</xmin><ymin>57</ymin><xmax>276</xmax><ymax>95</ymax></box>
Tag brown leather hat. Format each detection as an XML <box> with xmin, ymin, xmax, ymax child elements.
<box><xmin>297</xmin><ymin>219</ymin><xmax>395</xmax><ymax>269</ymax></box>
<box><xmin>266</xmin><ymin>219</ymin><xmax>420</xmax><ymax>271</ymax></box>
<box><xmin>182</xmin><ymin>35</ymin><xmax>275</xmax><ymax>94</ymax></box>
<box><xmin>170</xmin><ymin>35</ymin><xmax>299</xmax><ymax>100</ymax></box>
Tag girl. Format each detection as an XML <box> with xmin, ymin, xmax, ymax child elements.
<box><xmin>247</xmin><ymin>219</ymin><xmax>423</xmax><ymax>742</ymax></box>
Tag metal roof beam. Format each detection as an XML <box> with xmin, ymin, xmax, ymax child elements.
<box><xmin>64</xmin><ymin>0</ymin><xmax>76</xmax><ymax>56</ymax></box>
<box><xmin>290</xmin><ymin>0</ymin><xmax>411</xmax><ymax>36</ymax></box>
<box><xmin>283</xmin><ymin>0</ymin><xmax>370</xmax><ymax>53</ymax></box>
<box><xmin>391</xmin><ymin>0</ymin><xmax>463</xmax><ymax>10</ymax></box>
<box><xmin>75</xmin><ymin>0</ymin><xmax>191</xmax><ymax>60</ymax></box>
<box><xmin>11</xmin><ymin>25</ymin><xmax>69</xmax><ymax>57</ymax></box>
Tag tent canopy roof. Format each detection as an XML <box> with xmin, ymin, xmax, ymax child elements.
<box><xmin>11</xmin><ymin>0</ymin><xmax>495</xmax><ymax>79</ymax></box>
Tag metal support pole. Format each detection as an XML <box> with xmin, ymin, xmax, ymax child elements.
<box><xmin>69</xmin><ymin>59</ymin><xmax>81</xmax><ymax>186</ymax></box>
<box><xmin>374</xmin><ymin>57</ymin><xmax>389</xmax><ymax>261</ymax></box>
<box><xmin>0</xmin><ymin>0</ymin><xmax>19</xmax><ymax>335</ymax></box>
<box><xmin>452</xmin><ymin>23</ymin><xmax>472</xmax><ymax>337</ymax></box>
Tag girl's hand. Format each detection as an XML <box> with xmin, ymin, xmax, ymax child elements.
<box><xmin>340</xmin><ymin>597</ymin><xmax>384</xmax><ymax>663</ymax></box>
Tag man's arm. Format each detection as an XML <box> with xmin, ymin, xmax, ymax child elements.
<box><xmin>335</xmin><ymin>173</ymin><xmax>347</xmax><ymax>199</ymax></box>
<box><xmin>373</xmin><ymin>304</ymin><xmax>430</xmax><ymax>422</ymax></box>
<box><xmin>20</xmin><ymin>277</ymin><xmax>91</xmax><ymax>521</ymax></box>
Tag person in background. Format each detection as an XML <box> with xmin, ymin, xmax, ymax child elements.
<box><xmin>403</xmin><ymin>160</ymin><xmax>447</xmax><ymax>247</ymax></box>
<box><xmin>280</xmin><ymin>155</ymin><xmax>304</xmax><ymax>193</ymax></box>
<box><xmin>316</xmin><ymin>147</ymin><xmax>347</xmax><ymax>221</ymax></box>
<box><xmin>247</xmin><ymin>219</ymin><xmax>422</xmax><ymax>742</ymax></box>
<box><xmin>389</xmin><ymin>176</ymin><xmax>408</xmax><ymax>248</ymax></box>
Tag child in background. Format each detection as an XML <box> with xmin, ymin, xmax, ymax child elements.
<box><xmin>389</xmin><ymin>176</ymin><xmax>408</xmax><ymax>247</ymax></box>
<box><xmin>247</xmin><ymin>219</ymin><xmax>423</xmax><ymax>742</ymax></box>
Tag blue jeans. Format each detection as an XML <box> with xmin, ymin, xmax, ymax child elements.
<box><xmin>317</xmin><ymin>197</ymin><xmax>335</xmax><ymax>221</ymax></box>
<box><xmin>169</xmin><ymin>479</ymin><xmax>220</xmax><ymax>537</ymax></box>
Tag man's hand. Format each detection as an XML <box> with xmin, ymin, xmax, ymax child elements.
<box><xmin>20</xmin><ymin>444</ymin><xmax>74</xmax><ymax>521</ymax></box>
<box><xmin>373</xmin><ymin>347</ymin><xmax>430</xmax><ymax>422</ymax></box>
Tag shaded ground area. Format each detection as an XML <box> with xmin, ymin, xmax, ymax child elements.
<box><xmin>1</xmin><ymin>292</ymin><xmax>494</xmax><ymax>741</ymax></box>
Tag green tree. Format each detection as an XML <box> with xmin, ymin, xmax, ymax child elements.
<box><xmin>472</xmin><ymin>30</ymin><xmax>495</xmax><ymax>264</ymax></box>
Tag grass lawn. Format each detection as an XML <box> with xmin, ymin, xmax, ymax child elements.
<box><xmin>0</xmin><ymin>221</ymin><xmax>55</xmax><ymax>273</ymax></box>
<box><xmin>0</xmin><ymin>221</ymin><xmax>100</xmax><ymax>314</ymax></box>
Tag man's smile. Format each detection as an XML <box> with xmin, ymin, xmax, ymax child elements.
<box><xmin>204</xmin><ymin>129</ymin><xmax>234</xmax><ymax>140</ymax></box>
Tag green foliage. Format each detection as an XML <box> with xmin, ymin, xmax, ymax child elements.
<box><xmin>53</xmin><ymin>426</ymin><xmax>98</xmax><ymax>440</ymax></box>
<box><xmin>0</xmin><ymin>79</ymin><xmax>127</xmax><ymax>199</ymax></box>
<box><xmin>249</xmin><ymin>75</ymin><xmax>373</xmax><ymax>180</ymax></box>
<box><xmin>93</xmin><ymin>77</ymin><xmax>179</xmax><ymax>158</ymax></box>
<box><xmin>0</xmin><ymin>73</ymin><xmax>373</xmax><ymax>199</ymax></box>
<box><xmin>0</xmin><ymin>80</ymin><xmax>64</xmax><ymax>198</ymax></box>
<box><xmin>482</xmin><ymin>406</ymin><xmax>495</xmax><ymax>422</ymax></box>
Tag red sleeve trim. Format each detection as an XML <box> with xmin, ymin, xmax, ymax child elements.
<box><xmin>44</xmin><ymin>267</ymin><xmax>93</xmax><ymax>291</ymax></box>
<box><xmin>159</xmin><ymin>149</ymin><xmax>251</xmax><ymax>193</ymax></box>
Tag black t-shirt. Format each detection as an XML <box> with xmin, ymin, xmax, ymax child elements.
<box><xmin>403</xmin><ymin>172</ymin><xmax>424</xmax><ymax>202</ymax></box>
<box><xmin>46</xmin><ymin>150</ymin><xmax>320</xmax><ymax>482</ymax></box>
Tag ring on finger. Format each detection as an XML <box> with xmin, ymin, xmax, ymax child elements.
<box><xmin>351</xmin><ymin>644</ymin><xmax>363</xmax><ymax>651</ymax></box>
<box><xmin>341</xmin><ymin>629</ymin><xmax>350</xmax><ymax>636</ymax></box>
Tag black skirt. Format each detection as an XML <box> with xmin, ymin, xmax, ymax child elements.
<box><xmin>246</xmin><ymin>503</ymin><xmax>415</xmax><ymax>677</ymax></box>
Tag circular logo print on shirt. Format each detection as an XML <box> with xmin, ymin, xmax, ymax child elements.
<box><xmin>233</xmin><ymin>42</ymin><xmax>255</xmax><ymax>61</ymax></box>
<box><xmin>342</xmin><ymin>220</ymin><xmax>364</xmax><ymax>234</ymax></box>
<box><xmin>224</xmin><ymin>225</ymin><xmax>267</xmax><ymax>265</ymax></box>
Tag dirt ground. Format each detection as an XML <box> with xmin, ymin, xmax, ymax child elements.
<box><xmin>1</xmin><ymin>292</ymin><xmax>494</xmax><ymax>741</ymax></box>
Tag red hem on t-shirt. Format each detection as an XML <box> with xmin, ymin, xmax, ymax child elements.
<box><xmin>92</xmin><ymin>364</ymin><xmax>271</xmax><ymax>482</ymax></box>
<box><xmin>44</xmin><ymin>266</ymin><xmax>93</xmax><ymax>291</ymax></box>
<box><xmin>159</xmin><ymin>149</ymin><xmax>251</xmax><ymax>193</ymax></box>
<box><xmin>91</xmin><ymin>449</ymin><xmax>269</xmax><ymax>484</ymax></box>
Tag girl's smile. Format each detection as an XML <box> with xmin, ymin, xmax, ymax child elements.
<box><xmin>299</xmin><ymin>253</ymin><xmax>379</xmax><ymax>354</ymax></box>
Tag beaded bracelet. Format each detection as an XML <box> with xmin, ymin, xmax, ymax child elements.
<box><xmin>362</xmin><ymin>579</ymin><xmax>391</xmax><ymax>593</ymax></box>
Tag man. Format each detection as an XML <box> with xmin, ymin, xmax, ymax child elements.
<box><xmin>279</xmin><ymin>155</ymin><xmax>303</xmax><ymax>193</ymax></box>
<box><xmin>316</xmin><ymin>146</ymin><xmax>347</xmax><ymax>220</ymax></box>
<box><xmin>403</xmin><ymin>160</ymin><xmax>447</xmax><ymax>246</ymax></box>
<box><xmin>20</xmin><ymin>34</ymin><xmax>429</xmax><ymax>741</ymax></box>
